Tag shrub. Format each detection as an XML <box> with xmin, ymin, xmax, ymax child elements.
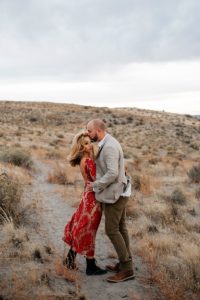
<box><xmin>170</xmin><ymin>204</ymin><xmax>179</xmax><ymax>222</ymax></box>
<box><xmin>172</xmin><ymin>161</ymin><xmax>179</xmax><ymax>169</ymax></box>
<box><xmin>148</xmin><ymin>157</ymin><xmax>160</xmax><ymax>165</ymax></box>
<box><xmin>127</xmin><ymin>116</ymin><xmax>133</xmax><ymax>122</ymax></box>
<box><xmin>57</xmin><ymin>133</ymin><xmax>64</xmax><ymax>139</ymax></box>
<box><xmin>190</xmin><ymin>143</ymin><xmax>199</xmax><ymax>151</ymax></box>
<box><xmin>188</xmin><ymin>165</ymin><xmax>200</xmax><ymax>183</ymax></box>
<box><xmin>45</xmin><ymin>149</ymin><xmax>62</xmax><ymax>159</ymax></box>
<box><xmin>185</xmin><ymin>114</ymin><xmax>193</xmax><ymax>118</ymax></box>
<box><xmin>0</xmin><ymin>173</ymin><xmax>23</xmax><ymax>224</ymax></box>
<box><xmin>30</xmin><ymin>116</ymin><xmax>38</xmax><ymax>122</ymax></box>
<box><xmin>148</xmin><ymin>225</ymin><xmax>159</xmax><ymax>234</ymax></box>
<box><xmin>170</xmin><ymin>188</ymin><xmax>186</xmax><ymax>205</ymax></box>
<box><xmin>0</xmin><ymin>147</ymin><xmax>33</xmax><ymax>170</ymax></box>
<box><xmin>132</xmin><ymin>175</ymin><xmax>141</xmax><ymax>191</ymax></box>
<box><xmin>195</xmin><ymin>188</ymin><xmax>200</xmax><ymax>200</ymax></box>
<box><xmin>172</xmin><ymin>161</ymin><xmax>179</xmax><ymax>176</ymax></box>
<box><xmin>47</xmin><ymin>163</ymin><xmax>77</xmax><ymax>185</ymax></box>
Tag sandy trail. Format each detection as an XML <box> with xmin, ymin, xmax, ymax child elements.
<box><xmin>32</xmin><ymin>157</ymin><xmax>159</xmax><ymax>300</ymax></box>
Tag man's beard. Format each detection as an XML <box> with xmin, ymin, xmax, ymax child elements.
<box><xmin>91</xmin><ymin>134</ymin><xmax>98</xmax><ymax>142</ymax></box>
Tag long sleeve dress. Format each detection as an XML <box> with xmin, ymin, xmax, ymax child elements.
<box><xmin>62</xmin><ymin>158</ymin><xmax>102</xmax><ymax>257</ymax></box>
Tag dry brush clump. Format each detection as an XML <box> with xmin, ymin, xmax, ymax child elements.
<box><xmin>195</xmin><ymin>187</ymin><xmax>200</xmax><ymax>200</ymax></box>
<box><xmin>5</xmin><ymin>163</ymin><xmax>32</xmax><ymax>185</ymax></box>
<box><xmin>0</xmin><ymin>173</ymin><xmax>23</xmax><ymax>225</ymax></box>
<box><xmin>47</xmin><ymin>162</ymin><xmax>80</xmax><ymax>185</ymax></box>
<box><xmin>132</xmin><ymin>174</ymin><xmax>141</xmax><ymax>191</ymax></box>
<box><xmin>169</xmin><ymin>188</ymin><xmax>186</xmax><ymax>205</ymax></box>
<box><xmin>187</xmin><ymin>164</ymin><xmax>200</xmax><ymax>183</ymax></box>
<box><xmin>0</xmin><ymin>163</ymin><xmax>34</xmax><ymax>226</ymax></box>
<box><xmin>0</xmin><ymin>147</ymin><xmax>33</xmax><ymax>170</ymax></box>
<box><xmin>45</xmin><ymin>148</ymin><xmax>64</xmax><ymax>160</ymax></box>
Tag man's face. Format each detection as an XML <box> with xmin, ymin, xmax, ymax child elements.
<box><xmin>86</xmin><ymin>123</ymin><xmax>99</xmax><ymax>142</ymax></box>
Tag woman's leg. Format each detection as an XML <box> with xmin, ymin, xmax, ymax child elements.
<box><xmin>85</xmin><ymin>248</ymin><xmax>107</xmax><ymax>275</ymax></box>
<box><xmin>64</xmin><ymin>247</ymin><xmax>77</xmax><ymax>269</ymax></box>
<box><xmin>86</xmin><ymin>257</ymin><xmax>107</xmax><ymax>276</ymax></box>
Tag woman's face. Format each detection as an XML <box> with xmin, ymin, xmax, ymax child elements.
<box><xmin>83</xmin><ymin>136</ymin><xmax>93</xmax><ymax>154</ymax></box>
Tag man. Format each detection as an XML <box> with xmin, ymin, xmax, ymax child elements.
<box><xmin>86</xmin><ymin>119</ymin><xmax>134</xmax><ymax>283</ymax></box>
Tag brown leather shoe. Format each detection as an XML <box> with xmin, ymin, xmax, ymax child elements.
<box><xmin>107</xmin><ymin>270</ymin><xmax>134</xmax><ymax>283</ymax></box>
<box><xmin>106</xmin><ymin>262</ymin><xmax>120</xmax><ymax>273</ymax></box>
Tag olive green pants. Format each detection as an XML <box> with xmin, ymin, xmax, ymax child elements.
<box><xmin>103</xmin><ymin>196</ymin><xmax>132</xmax><ymax>270</ymax></box>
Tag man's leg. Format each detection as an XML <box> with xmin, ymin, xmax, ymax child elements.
<box><xmin>119</xmin><ymin>201</ymin><xmax>132</xmax><ymax>258</ymax></box>
<box><xmin>104</xmin><ymin>196</ymin><xmax>132</xmax><ymax>270</ymax></box>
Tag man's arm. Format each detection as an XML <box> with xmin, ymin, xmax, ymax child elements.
<box><xmin>92</xmin><ymin>145</ymin><xmax>119</xmax><ymax>193</ymax></box>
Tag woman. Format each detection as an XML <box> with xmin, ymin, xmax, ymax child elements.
<box><xmin>62</xmin><ymin>131</ymin><xmax>107</xmax><ymax>276</ymax></box>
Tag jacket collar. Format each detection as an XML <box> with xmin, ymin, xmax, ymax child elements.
<box><xmin>98</xmin><ymin>133</ymin><xmax>110</xmax><ymax>148</ymax></box>
<box><xmin>96</xmin><ymin>134</ymin><xmax>110</xmax><ymax>158</ymax></box>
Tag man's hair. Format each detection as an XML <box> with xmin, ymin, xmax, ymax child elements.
<box><xmin>89</xmin><ymin>119</ymin><xmax>106</xmax><ymax>131</ymax></box>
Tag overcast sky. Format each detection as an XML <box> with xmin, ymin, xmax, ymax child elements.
<box><xmin>0</xmin><ymin>0</ymin><xmax>200</xmax><ymax>114</ymax></box>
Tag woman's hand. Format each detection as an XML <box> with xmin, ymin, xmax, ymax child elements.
<box><xmin>85</xmin><ymin>181</ymin><xmax>93</xmax><ymax>192</ymax></box>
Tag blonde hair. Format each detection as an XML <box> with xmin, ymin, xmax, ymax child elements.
<box><xmin>68</xmin><ymin>131</ymin><xmax>90</xmax><ymax>166</ymax></box>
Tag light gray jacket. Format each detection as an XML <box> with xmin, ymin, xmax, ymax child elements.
<box><xmin>92</xmin><ymin>134</ymin><xmax>127</xmax><ymax>204</ymax></box>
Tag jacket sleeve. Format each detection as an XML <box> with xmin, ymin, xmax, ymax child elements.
<box><xmin>92</xmin><ymin>145</ymin><xmax>119</xmax><ymax>193</ymax></box>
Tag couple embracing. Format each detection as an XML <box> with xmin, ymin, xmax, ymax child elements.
<box><xmin>62</xmin><ymin>119</ymin><xmax>134</xmax><ymax>283</ymax></box>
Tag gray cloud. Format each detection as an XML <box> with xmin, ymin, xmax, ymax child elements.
<box><xmin>0</xmin><ymin>0</ymin><xmax>200</xmax><ymax>80</ymax></box>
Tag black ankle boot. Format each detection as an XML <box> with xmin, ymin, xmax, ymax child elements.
<box><xmin>64</xmin><ymin>248</ymin><xmax>77</xmax><ymax>269</ymax></box>
<box><xmin>86</xmin><ymin>258</ymin><xmax>107</xmax><ymax>276</ymax></box>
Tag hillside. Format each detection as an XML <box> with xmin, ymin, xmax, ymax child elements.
<box><xmin>0</xmin><ymin>101</ymin><xmax>200</xmax><ymax>300</ymax></box>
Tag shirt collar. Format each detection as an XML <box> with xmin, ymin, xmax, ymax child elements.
<box><xmin>98</xmin><ymin>133</ymin><xmax>109</xmax><ymax>148</ymax></box>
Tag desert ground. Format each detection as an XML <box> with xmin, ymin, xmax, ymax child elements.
<box><xmin>0</xmin><ymin>101</ymin><xmax>200</xmax><ymax>300</ymax></box>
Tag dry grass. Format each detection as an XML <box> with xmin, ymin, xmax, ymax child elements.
<box><xmin>0</xmin><ymin>219</ymin><xmax>82</xmax><ymax>300</ymax></box>
<box><xmin>0</xmin><ymin>147</ymin><xmax>33</xmax><ymax>170</ymax></box>
<box><xmin>47</xmin><ymin>162</ymin><xmax>81</xmax><ymax>185</ymax></box>
<box><xmin>136</xmin><ymin>234</ymin><xmax>200</xmax><ymax>299</ymax></box>
<box><xmin>0</xmin><ymin>101</ymin><xmax>200</xmax><ymax>299</ymax></box>
<box><xmin>127</xmin><ymin>156</ymin><xmax>199</xmax><ymax>299</ymax></box>
<box><xmin>0</xmin><ymin>161</ymin><xmax>32</xmax><ymax>185</ymax></box>
<box><xmin>54</xmin><ymin>259</ymin><xmax>79</xmax><ymax>283</ymax></box>
<box><xmin>0</xmin><ymin>173</ymin><xmax>23</xmax><ymax>225</ymax></box>
<box><xmin>129</xmin><ymin>188</ymin><xmax>200</xmax><ymax>299</ymax></box>
<box><xmin>0</xmin><ymin>218</ymin><xmax>53</xmax><ymax>262</ymax></box>
<box><xmin>0</xmin><ymin>220</ymin><xmax>51</xmax><ymax>299</ymax></box>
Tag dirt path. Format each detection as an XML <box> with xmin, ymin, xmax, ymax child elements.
<box><xmin>32</xmin><ymin>157</ymin><xmax>160</xmax><ymax>300</ymax></box>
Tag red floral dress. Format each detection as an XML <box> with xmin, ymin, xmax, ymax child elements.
<box><xmin>62</xmin><ymin>158</ymin><xmax>102</xmax><ymax>257</ymax></box>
